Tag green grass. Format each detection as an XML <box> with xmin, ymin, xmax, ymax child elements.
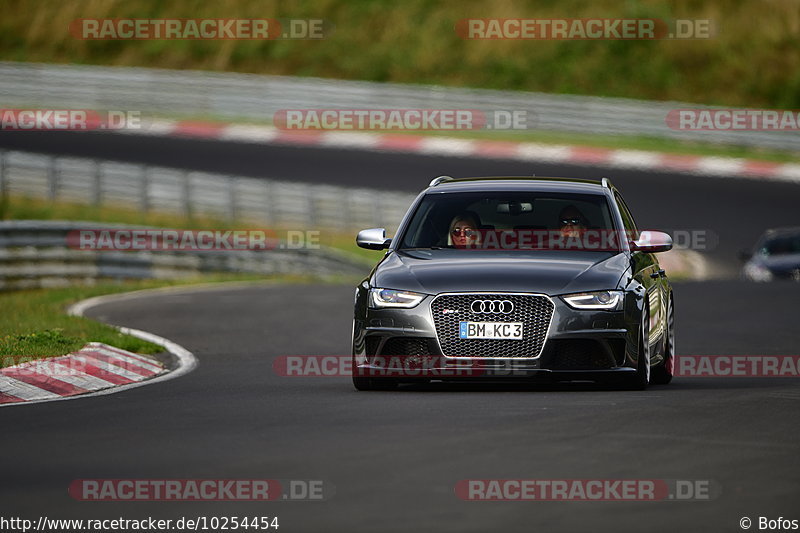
<box><xmin>0</xmin><ymin>195</ymin><xmax>376</xmax><ymax>366</ymax></box>
<box><xmin>0</xmin><ymin>279</ymin><xmax>199</xmax><ymax>364</ymax></box>
<box><xmin>2</xmin><ymin>0</ymin><xmax>799</xmax><ymax>109</ymax></box>
<box><xmin>0</xmin><ymin>273</ymin><xmax>347</xmax><ymax>366</ymax></box>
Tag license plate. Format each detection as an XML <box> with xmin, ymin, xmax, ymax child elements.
<box><xmin>459</xmin><ymin>321</ymin><xmax>523</xmax><ymax>340</ymax></box>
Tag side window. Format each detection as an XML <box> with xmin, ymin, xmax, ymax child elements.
<box><xmin>614</xmin><ymin>192</ymin><xmax>639</xmax><ymax>241</ymax></box>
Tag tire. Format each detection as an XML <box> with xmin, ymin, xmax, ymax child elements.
<box><xmin>651</xmin><ymin>295</ymin><xmax>674</xmax><ymax>385</ymax></box>
<box><xmin>352</xmin><ymin>376</ymin><xmax>398</xmax><ymax>391</ymax></box>
<box><xmin>352</xmin><ymin>357</ymin><xmax>398</xmax><ymax>391</ymax></box>
<box><xmin>352</xmin><ymin>375</ymin><xmax>374</xmax><ymax>391</ymax></box>
<box><xmin>370</xmin><ymin>378</ymin><xmax>399</xmax><ymax>390</ymax></box>
<box><xmin>623</xmin><ymin>303</ymin><xmax>651</xmax><ymax>390</ymax></box>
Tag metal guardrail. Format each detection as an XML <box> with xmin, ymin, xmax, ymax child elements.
<box><xmin>0</xmin><ymin>149</ymin><xmax>414</xmax><ymax>232</ymax></box>
<box><xmin>0</xmin><ymin>220</ymin><xmax>368</xmax><ymax>290</ymax></box>
<box><xmin>1</xmin><ymin>61</ymin><xmax>797</xmax><ymax>151</ymax></box>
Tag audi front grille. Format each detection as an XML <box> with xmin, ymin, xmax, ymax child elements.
<box><xmin>430</xmin><ymin>293</ymin><xmax>554</xmax><ymax>358</ymax></box>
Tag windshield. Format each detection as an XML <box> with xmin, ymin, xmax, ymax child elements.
<box><xmin>760</xmin><ymin>233</ymin><xmax>800</xmax><ymax>256</ymax></box>
<box><xmin>398</xmin><ymin>191</ymin><xmax>621</xmax><ymax>252</ymax></box>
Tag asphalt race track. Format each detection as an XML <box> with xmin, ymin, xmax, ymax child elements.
<box><xmin>2</xmin><ymin>132</ymin><xmax>799</xmax><ymax>532</ymax></box>
<box><xmin>2</xmin><ymin>281</ymin><xmax>800</xmax><ymax>532</ymax></box>
<box><xmin>2</xmin><ymin>131</ymin><xmax>800</xmax><ymax>274</ymax></box>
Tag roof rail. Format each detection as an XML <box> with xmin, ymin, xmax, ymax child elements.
<box><xmin>429</xmin><ymin>175</ymin><xmax>454</xmax><ymax>187</ymax></box>
<box><xmin>601</xmin><ymin>177</ymin><xmax>612</xmax><ymax>189</ymax></box>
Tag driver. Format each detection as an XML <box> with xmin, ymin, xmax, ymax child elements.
<box><xmin>448</xmin><ymin>212</ymin><xmax>481</xmax><ymax>248</ymax></box>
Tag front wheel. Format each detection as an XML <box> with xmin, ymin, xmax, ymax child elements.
<box><xmin>651</xmin><ymin>296</ymin><xmax>674</xmax><ymax>385</ymax></box>
<box><xmin>623</xmin><ymin>303</ymin><xmax>651</xmax><ymax>390</ymax></box>
<box><xmin>352</xmin><ymin>375</ymin><xmax>374</xmax><ymax>391</ymax></box>
<box><xmin>352</xmin><ymin>376</ymin><xmax>398</xmax><ymax>391</ymax></box>
<box><xmin>352</xmin><ymin>357</ymin><xmax>398</xmax><ymax>391</ymax></box>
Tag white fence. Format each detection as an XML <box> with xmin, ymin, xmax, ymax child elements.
<box><xmin>0</xmin><ymin>149</ymin><xmax>415</xmax><ymax>232</ymax></box>
<box><xmin>1</xmin><ymin>61</ymin><xmax>797</xmax><ymax>151</ymax></box>
<box><xmin>0</xmin><ymin>220</ymin><xmax>368</xmax><ymax>290</ymax></box>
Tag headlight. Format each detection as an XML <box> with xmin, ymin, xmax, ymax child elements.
<box><xmin>369</xmin><ymin>288</ymin><xmax>426</xmax><ymax>308</ymax></box>
<box><xmin>744</xmin><ymin>263</ymin><xmax>773</xmax><ymax>282</ymax></box>
<box><xmin>562</xmin><ymin>290</ymin><xmax>623</xmax><ymax>310</ymax></box>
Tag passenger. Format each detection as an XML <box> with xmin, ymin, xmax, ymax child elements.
<box><xmin>448</xmin><ymin>212</ymin><xmax>481</xmax><ymax>248</ymax></box>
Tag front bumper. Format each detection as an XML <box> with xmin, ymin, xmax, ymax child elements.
<box><xmin>353</xmin><ymin>291</ymin><xmax>638</xmax><ymax>380</ymax></box>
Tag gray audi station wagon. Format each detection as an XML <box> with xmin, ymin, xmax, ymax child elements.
<box><xmin>352</xmin><ymin>176</ymin><xmax>675</xmax><ymax>390</ymax></box>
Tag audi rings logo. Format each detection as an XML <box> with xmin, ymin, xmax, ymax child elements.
<box><xmin>470</xmin><ymin>299</ymin><xmax>514</xmax><ymax>314</ymax></box>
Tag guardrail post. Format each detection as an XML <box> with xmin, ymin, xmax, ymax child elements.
<box><xmin>264</xmin><ymin>180</ymin><xmax>275</xmax><ymax>227</ymax></box>
<box><xmin>93</xmin><ymin>160</ymin><xmax>102</xmax><ymax>207</ymax></box>
<box><xmin>140</xmin><ymin>165</ymin><xmax>149</xmax><ymax>213</ymax></box>
<box><xmin>341</xmin><ymin>188</ymin><xmax>351</xmax><ymax>231</ymax></box>
<box><xmin>228</xmin><ymin>176</ymin><xmax>237</xmax><ymax>222</ymax></box>
<box><xmin>0</xmin><ymin>150</ymin><xmax>7</xmax><ymax>219</ymax></box>
<box><xmin>372</xmin><ymin>190</ymin><xmax>382</xmax><ymax>229</ymax></box>
<box><xmin>47</xmin><ymin>156</ymin><xmax>58</xmax><ymax>201</ymax></box>
<box><xmin>182</xmin><ymin>170</ymin><xmax>192</xmax><ymax>219</ymax></box>
<box><xmin>307</xmin><ymin>184</ymin><xmax>317</xmax><ymax>228</ymax></box>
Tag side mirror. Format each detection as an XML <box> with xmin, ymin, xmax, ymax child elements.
<box><xmin>631</xmin><ymin>230</ymin><xmax>673</xmax><ymax>253</ymax></box>
<box><xmin>357</xmin><ymin>228</ymin><xmax>391</xmax><ymax>250</ymax></box>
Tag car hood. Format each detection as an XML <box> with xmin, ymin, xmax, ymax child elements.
<box><xmin>372</xmin><ymin>249</ymin><xmax>629</xmax><ymax>295</ymax></box>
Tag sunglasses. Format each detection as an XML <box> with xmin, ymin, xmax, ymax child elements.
<box><xmin>451</xmin><ymin>228</ymin><xmax>478</xmax><ymax>237</ymax></box>
<box><xmin>561</xmin><ymin>218</ymin><xmax>583</xmax><ymax>225</ymax></box>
